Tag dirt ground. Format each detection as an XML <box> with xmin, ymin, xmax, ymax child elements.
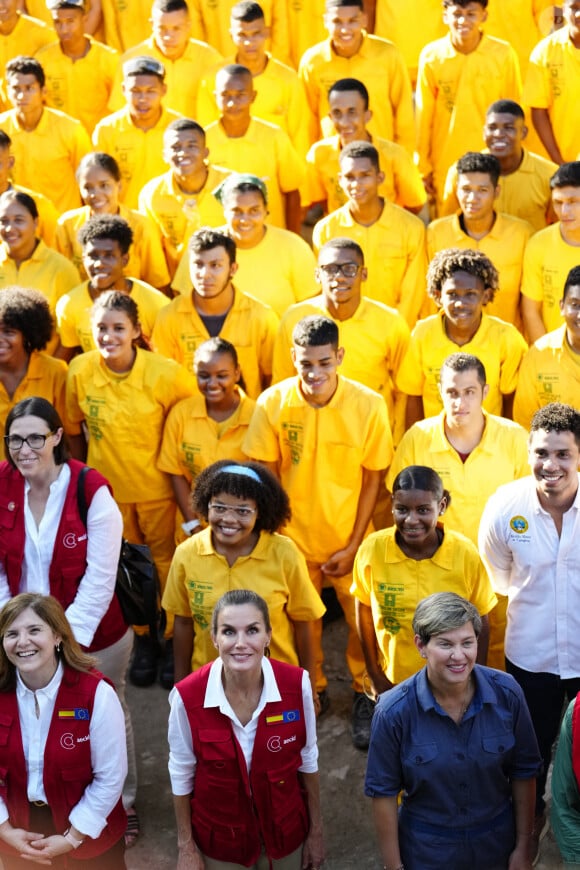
<box><xmin>125</xmin><ymin>616</ymin><xmax>564</xmax><ymax>870</ymax></box>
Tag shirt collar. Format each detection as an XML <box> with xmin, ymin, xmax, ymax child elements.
<box><xmin>16</xmin><ymin>659</ymin><xmax>63</xmax><ymax>702</ymax></box>
<box><xmin>415</xmin><ymin>663</ymin><xmax>495</xmax><ymax>715</ymax></box>
<box><xmin>24</xmin><ymin>461</ymin><xmax>70</xmax><ymax>498</ymax></box>
<box><xmin>204</xmin><ymin>656</ymin><xmax>282</xmax><ymax>720</ymax></box>
<box><xmin>532</xmin><ymin>474</ymin><xmax>580</xmax><ymax>514</ymax></box>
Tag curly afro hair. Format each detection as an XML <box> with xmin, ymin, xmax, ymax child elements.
<box><xmin>0</xmin><ymin>286</ymin><xmax>54</xmax><ymax>352</ymax></box>
<box><xmin>427</xmin><ymin>248</ymin><xmax>499</xmax><ymax>304</ymax></box>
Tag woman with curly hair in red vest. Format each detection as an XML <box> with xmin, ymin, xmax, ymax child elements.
<box><xmin>168</xmin><ymin>588</ymin><xmax>325</xmax><ymax>870</ymax></box>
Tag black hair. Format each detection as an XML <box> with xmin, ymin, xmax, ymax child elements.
<box><xmin>318</xmin><ymin>237</ymin><xmax>364</xmax><ymax>264</ymax></box>
<box><xmin>78</xmin><ymin>214</ymin><xmax>134</xmax><ymax>255</ymax></box>
<box><xmin>77</xmin><ymin>151</ymin><xmax>122</xmax><ymax>184</ymax></box>
<box><xmin>551</xmin><ymin>162</ymin><xmax>580</xmax><ymax>190</ymax></box>
<box><xmin>6</xmin><ymin>57</ymin><xmax>45</xmax><ymax>88</ymax></box>
<box><xmin>440</xmin><ymin>352</ymin><xmax>487</xmax><ymax>387</ymax></box>
<box><xmin>427</xmin><ymin>248</ymin><xmax>498</xmax><ymax>303</ymax></box>
<box><xmin>91</xmin><ymin>290</ymin><xmax>150</xmax><ymax>351</ymax></box>
<box><xmin>0</xmin><ymin>189</ymin><xmax>39</xmax><ymax>220</ymax></box>
<box><xmin>188</xmin><ymin>227</ymin><xmax>237</xmax><ymax>264</ymax></box>
<box><xmin>530</xmin><ymin>403</ymin><xmax>580</xmax><ymax>450</ymax></box>
<box><xmin>194</xmin><ymin>336</ymin><xmax>240</xmax><ymax>369</ymax></box>
<box><xmin>486</xmin><ymin>100</ymin><xmax>525</xmax><ymax>120</ymax></box>
<box><xmin>292</xmin><ymin>315</ymin><xmax>339</xmax><ymax>349</ymax></box>
<box><xmin>456</xmin><ymin>151</ymin><xmax>501</xmax><ymax>187</ymax></box>
<box><xmin>443</xmin><ymin>0</ymin><xmax>487</xmax><ymax>7</ymax></box>
<box><xmin>0</xmin><ymin>286</ymin><xmax>54</xmax><ymax>352</ymax></box>
<box><xmin>152</xmin><ymin>0</ymin><xmax>189</xmax><ymax>12</ymax></box>
<box><xmin>339</xmin><ymin>140</ymin><xmax>380</xmax><ymax>171</ymax></box>
<box><xmin>165</xmin><ymin>118</ymin><xmax>205</xmax><ymax>138</ymax></box>
<box><xmin>391</xmin><ymin>465</ymin><xmax>452</xmax><ymax>508</ymax></box>
<box><xmin>231</xmin><ymin>1</ymin><xmax>265</xmax><ymax>23</ymax></box>
<box><xmin>563</xmin><ymin>265</ymin><xmax>580</xmax><ymax>300</ymax></box>
<box><xmin>328</xmin><ymin>78</ymin><xmax>369</xmax><ymax>110</ymax></box>
<box><xmin>211</xmin><ymin>589</ymin><xmax>272</xmax><ymax>635</ymax></box>
<box><xmin>217</xmin><ymin>63</ymin><xmax>253</xmax><ymax>82</ymax></box>
<box><xmin>5</xmin><ymin>398</ymin><xmax>70</xmax><ymax>466</ymax></box>
<box><xmin>0</xmin><ymin>131</ymin><xmax>11</xmax><ymax>149</ymax></box>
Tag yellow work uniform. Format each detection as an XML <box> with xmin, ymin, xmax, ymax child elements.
<box><xmin>162</xmin><ymin>528</ymin><xmax>325</xmax><ymax>670</ymax></box>
<box><xmin>416</xmin><ymin>34</ymin><xmax>522</xmax><ymax>212</ymax></box>
<box><xmin>188</xmin><ymin>0</ymin><xmax>290</xmax><ymax>63</ymax></box>
<box><xmin>109</xmin><ymin>37</ymin><xmax>223</xmax><ymax>119</ymax></box>
<box><xmin>426</xmin><ymin>212</ymin><xmax>534</xmax><ymax>326</ymax></box>
<box><xmin>151</xmin><ymin>289</ymin><xmax>278</xmax><ymax>398</ymax></box>
<box><xmin>197</xmin><ymin>53</ymin><xmax>311</xmax><ymax>157</ymax></box>
<box><xmin>521</xmin><ymin>223</ymin><xmax>580</xmax><ymax>334</ymax></box>
<box><xmin>299</xmin><ymin>33</ymin><xmax>414</xmax><ymax>155</ymax></box>
<box><xmin>56</xmin><ymin>277</ymin><xmax>169</xmax><ymax>351</ymax></box>
<box><xmin>286</xmin><ymin>0</ymin><xmax>325</xmax><ymax>69</ymax></box>
<box><xmin>396</xmin><ymin>310</ymin><xmax>528</xmax><ymax>417</ymax></box>
<box><xmin>374</xmin><ymin>0</ymin><xmax>446</xmax><ymax>86</ymax></box>
<box><xmin>272</xmin><ymin>294</ymin><xmax>410</xmax><ymax>444</ymax></box>
<box><xmin>524</xmin><ymin>26</ymin><xmax>580</xmax><ymax>163</ymax></box>
<box><xmin>312</xmin><ymin>202</ymin><xmax>427</xmax><ymax>328</ymax></box>
<box><xmin>0</xmin><ymin>350</ymin><xmax>79</xmax><ymax>436</ymax></box>
<box><xmin>35</xmin><ymin>38</ymin><xmax>118</xmax><ymax>135</ymax></box>
<box><xmin>138</xmin><ymin>165</ymin><xmax>230</xmax><ymax>279</ymax></box>
<box><xmin>352</xmin><ymin>526</ymin><xmax>496</xmax><ymax>684</ymax></box>
<box><xmin>55</xmin><ymin>203</ymin><xmax>170</xmax><ymax>289</ymax></box>
<box><xmin>0</xmin><ymin>14</ymin><xmax>53</xmax><ymax>77</ymax></box>
<box><xmin>99</xmin><ymin>0</ymin><xmax>151</xmax><ymax>52</ymax></box>
<box><xmin>0</xmin><ymin>108</ymin><xmax>91</xmax><ymax>213</ymax></box>
<box><xmin>303</xmin><ymin>133</ymin><xmax>426</xmax><ymax>213</ymax></box>
<box><xmin>171</xmin><ymin>224</ymin><xmax>318</xmax><ymax>318</ymax></box>
<box><xmin>92</xmin><ymin>106</ymin><xmax>180</xmax><ymax>210</ymax></box>
<box><xmin>440</xmin><ymin>148</ymin><xmax>558</xmax><ymax>233</ymax></box>
<box><xmin>204</xmin><ymin>118</ymin><xmax>304</xmax><ymax>229</ymax></box>
<box><xmin>485</xmin><ymin>0</ymin><xmax>554</xmax><ymax>78</ymax></box>
<box><xmin>65</xmin><ymin>347</ymin><xmax>194</xmax><ymax>503</ymax></box>
<box><xmin>514</xmin><ymin>326</ymin><xmax>580</xmax><ymax>429</ymax></box>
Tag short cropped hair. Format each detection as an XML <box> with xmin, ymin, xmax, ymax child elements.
<box><xmin>440</xmin><ymin>352</ymin><xmax>487</xmax><ymax>387</ymax></box>
<box><xmin>486</xmin><ymin>99</ymin><xmax>525</xmax><ymax>120</ymax></box>
<box><xmin>78</xmin><ymin>214</ymin><xmax>134</xmax><ymax>255</ymax></box>
<box><xmin>152</xmin><ymin>0</ymin><xmax>189</xmax><ymax>13</ymax></box>
<box><xmin>326</xmin><ymin>0</ymin><xmax>364</xmax><ymax>9</ymax></box>
<box><xmin>164</xmin><ymin>118</ymin><xmax>205</xmax><ymax>138</ymax></box>
<box><xmin>550</xmin><ymin>162</ymin><xmax>580</xmax><ymax>190</ymax></box>
<box><xmin>292</xmin><ymin>315</ymin><xmax>339</xmax><ymax>349</ymax></box>
<box><xmin>413</xmin><ymin>592</ymin><xmax>483</xmax><ymax>646</ymax></box>
<box><xmin>188</xmin><ymin>227</ymin><xmax>236</xmax><ymax>264</ymax></box>
<box><xmin>529</xmin><ymin>403</ymin><xmax>580</xmax><ymax>449</ymax></box>
<box><xmin>456</xmin><ymin>151</ymin><xmax>500</xmax><ymax>187</ymax></box>
<box><xmin>231</xmin><ymin>1</ymin><xmax>265</xmax><ymax>22</ymax></box>
<box><xmin>318</xmin><ymin>237</ymin><xmax>364</xmax><ymax>264</ymax></box>
<box><xmin>563</xmin><ymin>265</ymin><xmax>580</xmax><ymax>300</ymax></box>
<box><xmin>329</xmin><ymin>77</ymin><xmax>369</xmax><ymax>110</ymax></box>
<box><xmin>427</xmin><ymin>248</ymin><xmax>499</xmax><ymax>303</ymax></box>
<box><xmin>217</xmin><ymin>63</ymin><xmax>253</xmax><ymax>83</ymax></box>
<box><xmin>6</xmin><ymin>56</ymin><xmax>45</xmax><ymax>87</ymax></box>
<box><xmin>339</xmin><ymin>140</ymin><xmax>379</xmax><ymax>171</ymax></box>
<box><xmin>443</xmin><ymin>0</ymin><xmax>487</xmax><ymax>8</ymax></box>
<box><xmin>0</xmin><ymin>130</ymin><xmax>11</xmax><ymax>150</ymax></box>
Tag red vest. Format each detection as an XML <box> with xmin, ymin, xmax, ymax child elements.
<box><xmin>0</xmin><ymin>459</ymin><xmax>126</xmax><ymax>651</ymax></box>
<box><xmin>0</xmin><ymin>666</ymin><xmax>126</xmax><ymax>859</ymax></box>
<box><xmin>177</xmin><ymin>659</ymin><xmax>310</xmax><ymax>867</ymax></box>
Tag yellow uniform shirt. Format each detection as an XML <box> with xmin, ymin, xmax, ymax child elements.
<box><xmin>66</xmin><ymin>347</ymin><xmax>194</xmax><ymax>502</ymax></box>
<box><xmin>299</xmin><ymin>33</ymin><xmax>414</xmax><ymax>154</ymax></box>
<box><xmin>0</xmin><ymin>14</ymin><xmax>53</xmax><ymax>76</ymax></box>
<box><xmin>56</xmin><ymin>277</ymin><xmax>169</xmax><ymax>351</ymax></box>
<box><xmin>272</xmin><ymin>294</ymin><xmax>410</xmax><ymax>444</ymax></box>
<box><xmin>312</xmin><ymin>201</ymin><xmax>427</xmax><ymax>328</ymax></box>
<box><xmin>396</xmin><ymin>310</ymin><xmax>528</xmax><ymax>416</ymax></box>
<box><xmin>386</xmin><ymin>410</ymin><xmax>530</xmax><ymax>546</ymax></box>
<box><xmin>374</xmin><ymin>0</ymin><xmax>446</xmax><ymax>86</ymax></box>
<box><xmin>162</xmin><ymin>528</ymin><xmax>325</xmax><ymax>670</ymax></box>
<box><xmin>521</xmin><ymin>223</ymin><xmax>580</xmax><ymax>334</ymax></box>
<box><xmin>151</xmin><ymin>289</ymin><xmax>278</xmax><ymax>398</ymax></box>
<box><xmin>0</xmin><ymin>107</ymin><xmax>91</xmax><ymax>213</ymax></box>
<box><xmin>303</xmin><ymin>133</ymin><xmax>426</xmax><ymax>213</ymax></box>
<box><xmin>99</xmin><ymin>0</ymin><xmax>151</xmax><ymax>52</ymax></box>
<box><xmin>286</xmin><ymin>0</ymin><xmax>325</xmax><ymax>69</ymax></box>
<box><xmin>204</xmin><ymin>118</ymin><xmax>304</xmax><ymax>229</ymax></box>
<box><xmin>92</xmin><ymin>106</ymin><xmax>181</xmax><ymax>210</ymax></box>
<box><xmin>157</xmin><ymin>388</ymin><xmax>254</xmax><ymax>480</ymax></box>
<box><xmin>514</xmin><ymin>326</ymin><xmax>580</xmax><ymax>429</ymax></box>
<box><xmin>35</xmin><ymin>38</ymin><xmax>118</xmax><ymax>135</ymax></box>
<box><xmin>243</xmin><ymin>375</ymin><xmax>393</xmax><ymax>563</ymax></box>
<box><xmin>138</xmin><ymin>165</ymin><xmax>230</xmax><ymax>278</ymax></box>
<box><xmin>0</xmin><ymin>239</ymin><xmax>80</xmax><ymax>317</ymax></box>
<box><xmin>109</xmin><ymin>37</ymin><xmax>223</xmax><ymax>119</ymax></box>
<box><xmin>55</xmin><ymin>203</ymin><xmax>169</xmax><ymax>289</ymax></box>
<box><xmin>352</xmin><ymin>526</ymin><xmax>496</xmax><ymax>684</ymax></box>
<box><xmin>0</xmin><ymin>350</ymin><xmax>79</xmax><ymax>436</ymax></box>
<box><xmin>172</xmin><ymin>224</ymin><xmax>318</xmax><ymax>318</ymax></box>
<box><xmin>524</xmin><ymin>26</ymin><xmax>580</xmax><ymax>163</ymax></box>
<box><xmin>188</xmin><ymin>0</ymin><xmax>290</xmax><ymax>63</ymax></box>
<box><xmin>426</xmin><ymin>212</ymin><xmax>534</xmax><ymax>326</ymax></box>
<box><xmin>485</xmin><ymin>0</ymin><xmax>554</xmax><ymax>77</ymax></box>
<box><xmin>440</xmin><ymin>149</ymin><xmax>558</xmax><ymax>233</ymax></box>
<box><xmin>416</xmin><ymin>34</ymin><xmax>522</xmax><ymax>210</ymax></box>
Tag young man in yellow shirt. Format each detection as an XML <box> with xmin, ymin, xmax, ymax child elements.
<box><xmin>0</xmin><ymin>0</ymin><xmax>53</xmax><ymax>90</ymax></box>
<box><xmin>515</xmin><ymin>266</ymin><xmax>580</xmax><ymax>429</ymax></box>
<box><xmin>93</xmin><ymin>55</ymin><xmax>179</xmax><ymax>210</ymax></box>
<box><xmin>441</xmin><ymin>99</ymin><xmax>557</xmax><ymax>232</ymax></box>
<box><xmin>188</xmin><ymin>0</ymin><xmax>290</xmax><ymax>62</ymax></box>
<box><xmin>312</xmin><ymin>140</ymin><xmax>426</xmax><ymax>327</ymax></box>
<box><xmin>416</xmin><ymin>0</ymin><xmax>521</xmax><ymax>214</ymax></box>
<box><xmin>522</xmin><ymin>161</ymin><xmax>580</xmax><ymax>341</ymax></box>
<box><xmin>428</xmin><ymin>151</ymin><xmax>534</xmax><ymax>327</ymax></box>
<box><xmin>243</xmin><ymin>313</ymin><xmax>393</xmax><ymax>748</ymax></box>
<box><xmin>0</xmin><ymin>56</ymin><xmax>91</xmax><ymax>212</ymax></box>
<box><xmin>303</xmin><ymin>77</ymin><xmax>425</xmax><ymax>217</ymax></box>
<box><xmin>299</xmin><ymin>0</ymin><xmax>414</xmax><ymax>153</ymax></box>
<box><xmin>152</xmin><ymin>227</ymin><xmax>278</xmax><ymax>398</ymax></box>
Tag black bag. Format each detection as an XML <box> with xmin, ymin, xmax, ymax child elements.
<box><xmin>76</xmin><ymin>467</ymin><xmax>160</xmax><ymax>635</ymax></box>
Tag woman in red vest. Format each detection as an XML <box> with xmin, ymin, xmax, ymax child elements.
<box><xmin>0</xmin><ymin>593</ymin><xmax>127</xmax><ymax>868</ymax></box>
<box><xmin>168</xmin><ymin>589</ymin><xmax>325</xmax><ymax>870</ymax></box>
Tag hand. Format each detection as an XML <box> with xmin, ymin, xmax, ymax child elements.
<box><xmin>368</xmin><ymin>671</ymin><xmax>393</xmax><ymax>699</ymax></box>
<box><xmin>176</xmin><ymin>840</ymin><xmax>205</xmax><ymax>870</ymax></box>
<box><xmin>302</xmin><ymin>826</ymin><xmax>325</xmax><ymax>869</ymax></box>
<box><xmin>0</xmin><ymin>827</ymin><xmax>45</xmax><ymax>862</ymax></box>
<box><xmin>321</xmin><ymin>547</ymin><xmax>355</xmax><ymax>579</ymax></box>
<box><xmin>507</xmin><ymin>843</ymin><xmax>533</xmax><ymax>870</ymax></box>
<box><xmin>422</xmin><ymin>172</ymin><xmax>436</xmax><ymax>200</ymax></box>
<box><xmin>24</xmin><ymin>834</ymin><xmax>74</xmax><ymax>865</ymax></box>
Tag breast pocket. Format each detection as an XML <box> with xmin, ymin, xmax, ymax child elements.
<box><xmin>402</xmin><ymin>741</ymin><xmax>438</xmax><ymax>768</ymax></box>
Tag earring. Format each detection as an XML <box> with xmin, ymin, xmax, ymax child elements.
<box><xmin>55</xmin><ymin>642</ymin><xmax>62</xmax><ymax>654</ymax></box>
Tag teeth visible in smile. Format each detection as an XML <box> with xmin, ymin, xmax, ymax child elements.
<box><xmin>17</xmin><ymin>651</ymin><xmax>36</xmax><ymax>657</ymax></box>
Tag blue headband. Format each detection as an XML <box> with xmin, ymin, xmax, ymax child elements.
<box><xmin>221</xmin><ymin>465</ymin><xmax>262</xmax><ymax>483</ymax></box>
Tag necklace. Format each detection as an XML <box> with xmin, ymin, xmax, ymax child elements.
<box><xmin>431</xmin><ymin>676</ymin><xmax>473</xmax><ymax>721</ymax></box>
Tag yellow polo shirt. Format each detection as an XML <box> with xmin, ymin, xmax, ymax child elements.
<box><xmin>151</xmin><ymin>288</ymin><xmax>278</xmax><ymax>398</ymax></box>
<box><xmin>0</xmin><ymin>239</ymin><xmax>80</xmax><ymax>316</ymax></box>
<box><xmin>0</xmin><ymin>350</ymin><xmax>79</xmax><ymax>436</ymax></box>
<box><xmin>299</xmin><ymin>33</ymin><xmax>414</xmax><ymax>155</ymax></box>
<box><xmin>272</xmin><ymin>294</ymin><xmax>410</xmax><ymax>444</ymax></box>
<box><xmin>35</xmin><ymin>38</ymin><xmax>118</xmax><ymax>135</ymax></box>
<box><xmin>0</xmin><ymin>14</ymin><xmax>53</xmax><ymax>75</ymax></box>
<box><xmin>440</xmin><ymin>149</ymin><xmax>558</xmax><ymax>232</ymax></box>
<box><xmin>286</xmin><ymin>0</ymin><xmax>325</xmax><ymax>69</ymax></box>
<box><xmin>524</xmin><ymin>26</ymin><xmax>580</xmax><ymax>163</ymax></box>
<box><xmin>426</xmin><ymin>211</ymin><xmax>534</xmax><ymax>326</ymax></box>
<box><xmin>312</xmin><ymin>201</ymin><xmax>427</xmax><ymax>328</ymax></box>
<box><xmin>303</xmin><ymin>133</ymin><xmax>426</xmax><ymax>212</ymax></box>
<box><xmin>243</xmin><ymin>375</ymin><xmax>393</xmax><ymax>563</ymax></box>
<box><xmin>162</xmin><ymin>528</ymin><xmax>325</xmax><ymax>670</ymax></box>
<box><xmin>396</xmin><ymin>310</ymin><xmax>528</xmax><ymax>417</ymax></box>
<box><xmin>352</xmin><ymin>526</ymin><xmax>496</xmax><ymax>684</ymax></box>
<box><xmin>521</xmin><ymin>223</ymin><xmax>580</xmax><ymax>334</ymax></box>
<box><xmin>92</xmin><ymin>106</ymin><xmax>181</xmax><ymax>210</ymax></box>
<box><xmin>485</xmin><ymin>0</ymin><xmax>554</xmax><ymax>77</ymax></box>
<box><xmin>56</xmin><ymin>278</ymin><xmax>169</xmax><ymax>351</ymax></box>
<box><xmin>188</xmin><ymin>0</ymin><xmax>290</xmax><ymax>62</ymax></box>
<box><xmin>374</xmin><ymin>0</ymin><xmax>446</xmax><ymax>85</ymax></box>
<box><xmin>66</xmin><ymin>347</ymin><xmax>194</xmax><ymax>503</ymax></box>
<box><xmin>204</xmin><ymin>118</ymin><xmax>304</xmax><ymax>229</ymax></box>
<box><xmin>99</xmin><ymin>0</ymin><xmax>151</xmax><ymax>52</ymax></box>
<box><xmin>0</xmin><ymin>107</ymin><xmax>91</xmax><ymax>213</ymax></box>
<box><xmin>514</xmin><ymin>326</ymin><xmax>580</xmax><ymax>429</ymax></box>
<box><xmin>55</xmin><ymin>203</ymin><xmax>169</xmax><ymax>289</ymax></box>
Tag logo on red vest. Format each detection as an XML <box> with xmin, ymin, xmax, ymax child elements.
<box><xmin>63</xmin><ymin>532</ymin><xmax>88</xmax><ymax>549</ymax></box>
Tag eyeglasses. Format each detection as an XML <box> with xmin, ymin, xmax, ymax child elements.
<box><xmin>208</xmin><ymin>502</ymin><xmax>257</xmax><ymax>518</ymax></box>
<box><xmin>4</xmin><ymin>432</ymin><xmax>55</xmax><ymax>451</ymax></box>
<box><xmin>318</xmin><ymin>262</ymin><xmax>360</xmax><ymax>278</ymax></box>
